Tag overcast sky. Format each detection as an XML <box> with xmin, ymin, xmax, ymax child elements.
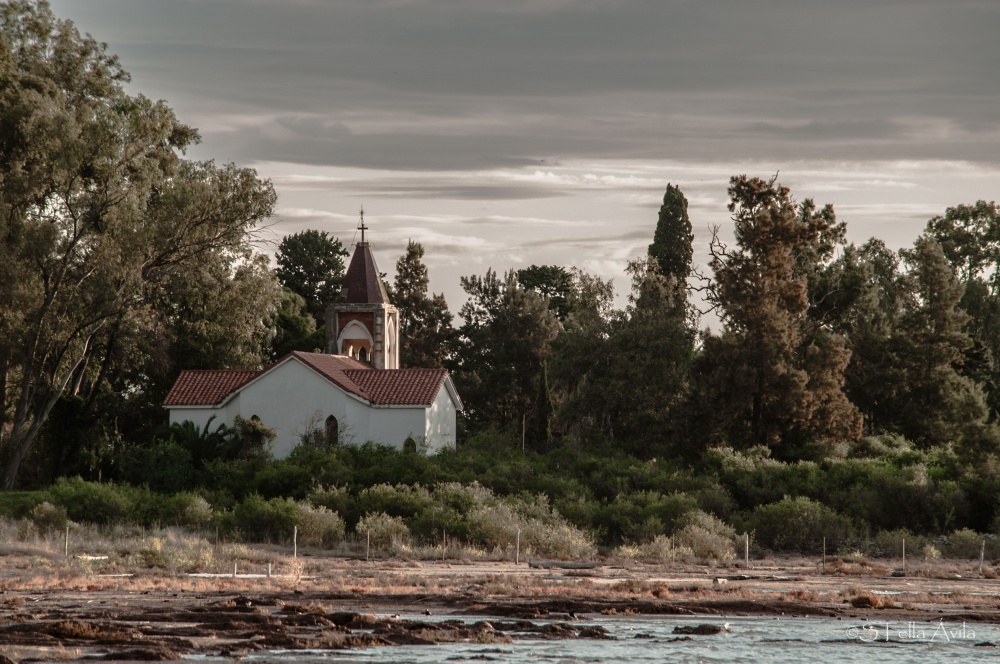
<box><xmin>49</xmin><ymin>0</ymin><xmax>1000</xmax><ymax>314</ymax></box>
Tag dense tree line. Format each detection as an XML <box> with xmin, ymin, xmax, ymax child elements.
<box><xmin>449</xmin><ymin>176</ymin><xmax>1000</xmax><ymax>469</ymax></box>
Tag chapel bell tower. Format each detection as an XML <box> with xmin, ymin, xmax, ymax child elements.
<box><xmin>325</xmin><ymin>210</ymin><xmax>400</xmax><ymax>369</ymax></box>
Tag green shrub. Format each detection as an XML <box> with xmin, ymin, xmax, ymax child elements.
<box><xmin>0</xmin><ymin>491</ymin><xmax>48</xmax><ymax>519</ymax></box>
<box><xmin>871</xmin><ymin>528</ymin><xmax>925</xmax><ymax>558</ymax></box>
<box><xmin>228</xmin><ymin>494</ymin><xmax>299</xmax><ymax>541</ymax></box>
<box><xmin>848</xmin><ymin>434</ymin><xmax>913</xmax><ymax>459</ymax></box>
<box><xmin>465</xmin><ymin>502</ymin><xmax>521</xmax><ymax>549</ymax></box>
<box><xmin>30</xmin><ymin>501</ymin><xmax>68</xmax><ymax>533</ymax></box>
<box><xmin>357</xmin><ymin>512</ymin><xmax>410</xmax><ymax>548</ymax></box>
<box><xmin>615</xmin><ymin>535</ymin><xmax>690</xmax><ymax>563</ymax></box>
<box><xmin>672</xmin><ymin>510</ymin><xmax>736</xmax><ymax>560</ymax></box>
<box><xmin>46</xmin><ymin>477</ymin><xmax>137</xmax><ymax>524</ymax></box>
<box><xmin>747</xmin><ymin>496</ymin><xmax>852</xmax><ymax>553</ymax></box>
<box><xmin>295</xmin><ymin>504</ymin><xmax>345</xmax><ymax>547</ymax></box>
<box><xmin>307</xmin><ymin>485</ymin><xmax>354</xmax><ymax>520</ymax></box>
<box><xmin>120</xmin><ymin>441</ymin><xmax>195</xmax><ymax>493</ymax></box>
<box><xmin>162</xmin><ymin>493</ymin><xmax>213</xmax><ymax>528</ymax></box>
<box><xmin>519</xmin><ymin>518</ymin><xmax>596</xmax><ymax>559</ymax></box>
<box><xmin>598</xmin><ymin>491</ymin><xmax>699</xmax><ymax>544</ymax></box>
<box><xmin>942</xmin><ymin>528</ymin><xmax>987</xmax><ymax>559</ymax></box>
<box><xmin>358</xmin><ymin>483</ymin><xmax>435</xmax><ymax>520</ymax></box>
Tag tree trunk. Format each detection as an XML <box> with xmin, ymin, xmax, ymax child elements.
<box><xmin>0</xmin><ymin>350</ymin><xmax>8</xmax><ymax>425</ymax></box>
<box><xmin>2</xmin><ymin>334</ymin><xmax>96</xmax><ymax>489</ymax></box>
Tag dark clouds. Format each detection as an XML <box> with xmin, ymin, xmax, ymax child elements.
<box><xmin>52</xmin><ymin>0</ymin><xmax>1000</xmax><ymax>171</ymax></box>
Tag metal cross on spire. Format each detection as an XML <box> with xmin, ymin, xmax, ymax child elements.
<box><xmin>358</xmin><ymin>206</ymin><xmax>368</xmax><ymax>243</ymax></box>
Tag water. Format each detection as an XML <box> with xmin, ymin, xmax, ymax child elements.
<box><xmin>240</xmin><ymin>615</ymin><xmax>1000</xmax><ymax>663</ymax></box>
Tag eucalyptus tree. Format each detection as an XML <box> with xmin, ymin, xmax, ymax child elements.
<box><xmin>0</xmin><ymin>2</ymin><xmax>278</xmax><ymax>488</ymax></box>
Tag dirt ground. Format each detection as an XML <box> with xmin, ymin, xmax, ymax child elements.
<box><xmin>1</xmin><ymin>552</ymin><xmax>999</xmax><ymax>661</ymax></box>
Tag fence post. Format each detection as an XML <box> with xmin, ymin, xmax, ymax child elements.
<box><xmin>267</xmin><ymin>562</ymin><xmax>272</xmax><ymax>579</ymax></box>
<box><xmin>232</xmin><ymin>562</ymin><xmax>238</xmax><ymax>579</ymax></box>
<box><xmin>515</xmin><ymin>529</ymin><xmax>520</xmax><ymax>565</ymax></box>
<box><xmin>64</xmin><ymin>525</ymin><xmax>69</xmax><ymax>558</ymax></box>
<box><xmin>744</xmin><ymin>532</ymin><xmax>749</xmax><ymax>569</ymax></box>
<box><xmin>293</xmin><ymin>526</ymin><xmax>298</xmax><ymax>559</ymax></box>
<box><xmin>902</xmin><ymin>537</ymin><xmax>906</xmax><ymax>573</ymax></box>
<box><xmin>366</xmin><ymin>530</ymin><xmax>370</xmax><ymax>562</ymax></box>
<box><xmin>822</xmin><ymin>537</ymin><xmax>826</xmax><ymax>572</ymax></box>
<box><xmin>981</xmin><ymin>540</ymin><xmax>986</xmax><ymax>575</ymax></box>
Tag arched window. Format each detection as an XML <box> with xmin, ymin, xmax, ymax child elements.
<box><xmin>325</xmin><ymin>415</ymin><xmax>339</xmax><ymax>444</ymax></box>
<box><xmin>358</xmin><ymin>346</ymin><xmax>369</xmax><ymax>363</ymax></box>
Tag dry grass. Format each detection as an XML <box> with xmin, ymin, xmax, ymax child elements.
<box><xmin>2</xmin><ymin>516</ymin><xmax>1000</xmax><ymax>618</ymax></box>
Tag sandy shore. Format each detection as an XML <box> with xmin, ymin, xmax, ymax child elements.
<box><xmin>1</xmin><ymin>553</ymin><xmax>999</xmax><ymax>661</ymax></box>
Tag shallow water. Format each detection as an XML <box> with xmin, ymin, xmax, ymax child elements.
<box><xmin>240</xmin><ymin>614</ymin><xmax>1000</xmax><ymax>663</ymax></box>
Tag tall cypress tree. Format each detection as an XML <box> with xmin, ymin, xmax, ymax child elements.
<box><xmin>648</xmin><ymin>184</ymin><xmax>694</xmax><ymax>283</ymax></box>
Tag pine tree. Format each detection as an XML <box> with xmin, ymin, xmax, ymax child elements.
<box><xmin>452</xmin><ymin>270</ymin><xmax>560</xmax><ymax>430</ymax></box>
<box><xmin>393</xmin><ymin>241</ymin><xmax>453</xmax><ymax>367</ymax></box>
<box><xmin>893</xmin><ymin>236</ymin><xmax>991</xmax><ymax>447</ymax></box>
<box><xmin>275</xmin><ymin>230</ymin><xmax>349</xmax><ymax>324</ymax></box>
<box><xmin>700</xmin><ymin>175</ymin><xmax>860</xmax><ymax>457</ymax></box>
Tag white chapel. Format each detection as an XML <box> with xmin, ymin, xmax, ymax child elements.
<box><xmin>164</xmin><ymin>227</ymin><xmax>462</xmax><ymax>457</ymax></box>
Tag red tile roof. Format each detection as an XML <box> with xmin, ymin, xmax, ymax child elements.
<box><xmin>339</xmin><ymin>242</ymin><xmax>390</xmax><ymax>304</ymax></box>
<box><xmin>345</xmin><ymin>368</ymin><xmax>449</xmax><ymax>405</ymax></box>
<box><xmin>292</xmin><ymin>351</ymin><xmax>374</xmax><ymax>400</ymax></box>
<box><xmin>163</xmin><ymin>370</ymin><xmax>260</xmax><ymax>406</ymax></box>
<box><xmin>163</xmin><ymin>352</ymin><xmax>456</xmax><ymax>408</ymax></box>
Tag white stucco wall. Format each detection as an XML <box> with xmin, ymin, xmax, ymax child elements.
<box><xmin>167</xmin><ymin>358</ymin><xmax>460</xmax><ymax>458</ymax></box>
<box><xmin>425</xmin><ymin>381</ymin><xmax>458</xmax><ymax>451</ymax></box>
<box><xmin>235</xmin><ymin>358</ymin><xmax>359</xmax><ymax>457</ymax></box>
<box><xmin>367</xmin><ymin>406</ymin><xmax>427</xmax><ymax>450</ymax></box>
<box><xmin>168</xmin><ymin>406</ymin><xmax>225</xmax><ymax>432</ymax></box>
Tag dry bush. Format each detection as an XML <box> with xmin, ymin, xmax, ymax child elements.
<box><xmin>614</xmin><ymin>535</ymin><xmax>693</xmax><ymax>563</ymax></box>
<box><xmin>848</xmin><ymin>591</ymin><xmax>893</xmax><ymax>609</ymax></box>
<box><xmin>462</xmin><ymin>499</ymin><xmax>595</xmax><ymax>560</ymax></box>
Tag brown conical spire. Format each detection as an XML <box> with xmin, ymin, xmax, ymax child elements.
<box><xmin>338</xmin><ymin>208</ymin><xmax>390</xmax><ymax>304</ymax></box>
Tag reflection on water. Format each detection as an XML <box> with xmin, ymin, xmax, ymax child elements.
<box><xmin>242</xmin><ymin>615</ymin><xmax>1000</xmax><ymax>664</ymax></box>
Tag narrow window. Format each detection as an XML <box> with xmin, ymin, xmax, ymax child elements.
<box><xmin>325</xmin><ymin>415</ymin><xmax>339</xmax><ymax>443</ymax></box>
<box><xmin>359</xmin><ymin>347</ymin><xmax>369</xmax><ymax>363</ymax></box>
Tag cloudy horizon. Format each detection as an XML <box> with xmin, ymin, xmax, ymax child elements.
<box><xmin>49</xmin><ymin>0</ymin><xmax>1000</xmax><ymax>314</ymax></box>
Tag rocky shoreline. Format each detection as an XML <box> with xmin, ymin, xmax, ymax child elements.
<box><xmin>2</xmin><ymin>556</ymin><xmax>1000</xmax><ymax>661</ymax></box>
